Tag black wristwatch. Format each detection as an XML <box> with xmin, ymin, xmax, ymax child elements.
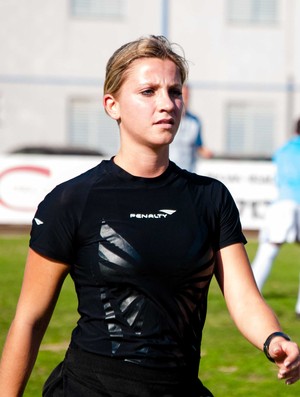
<box><xmin>263</xmin><ymin>331</ymin><xmax>291</xmax><ymax>362</ymax></box>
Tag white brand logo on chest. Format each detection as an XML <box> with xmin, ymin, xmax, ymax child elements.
<box><xmin>130</xmin><ymin>209</ymin><xmax>176</xmax><ymax>219</ymax></box>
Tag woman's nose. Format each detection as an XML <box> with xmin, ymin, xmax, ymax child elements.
<box><xmin>157</xmin><ymin>91</ymin><xmax>175</xmax><ymax>111</ymax></box>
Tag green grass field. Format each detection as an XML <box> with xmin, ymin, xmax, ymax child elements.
<box><xmin>0</xmin><ymin>235</ymin><xmax>299</xmax><ymax>396</ymax></box>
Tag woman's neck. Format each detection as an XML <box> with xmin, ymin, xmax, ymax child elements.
<box><xmin>113</xmin><ymin>146</ymin><xmax>169</xmax><ymax>178</ymax></box>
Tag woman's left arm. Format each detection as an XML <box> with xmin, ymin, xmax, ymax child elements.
<box><xmin>215</xmin><ymin>242</ymin><xmax>300</xmax><ymax>385</ymax></box>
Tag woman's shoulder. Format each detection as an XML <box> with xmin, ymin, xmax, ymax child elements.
<box><xmin>43</xmin><ymin>161</ymin><xmax>106</xmax><ymax>206</ymax></box>
<box><xmin>174</xmin><ymin>164</ymin><xmax>226</xmax><ymax>190</ymax></box>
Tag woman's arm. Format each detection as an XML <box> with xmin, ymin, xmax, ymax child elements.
<box><xmin>0</xmin><ymin>248</ymin><xmax>70</xmax><ymax>396</ymax></box>
<box><xmin>215</xmin><ymin>243</ymin><xmax>300</xmax><ymax>385</ymax></box>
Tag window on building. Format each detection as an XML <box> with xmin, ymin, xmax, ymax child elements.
<box><xmin>70</xmin><ymin>0</ymin><xmax>125</xmax><ymax>18</ymax></box>
<box><xmin>226</xmin><ymin>102</ymin><xmax>275</xmax><ymax>157</ymax></box>
<box><xmin>227</xmin><ymin>0</ymin><xmax>279</xmax><ymax>24</ymax></box>
<box><xmin>0</xmin><ymin>95</ymin><xmax>3</xmax><ymax>131</ymax></box>
<box><xmin>69</xmin><ymin>98</ymin><xmax>119</xmax><ymax>156</ymax></box>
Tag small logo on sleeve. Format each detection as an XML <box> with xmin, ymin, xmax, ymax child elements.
<box><xmin>34</xmin><ymin>218</ymin><xmax>44</xmax><ymax>225</ymax></box>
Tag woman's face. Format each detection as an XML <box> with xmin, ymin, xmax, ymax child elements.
<box><xmin>105</xmin><ymin>57</ymin><xmax>184</xmax><ymax>150</ymax></box>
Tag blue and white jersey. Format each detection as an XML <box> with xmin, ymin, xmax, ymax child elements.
<box><xmin>273</xmin><ymin>136</ymin><xmax>300</xmax><ymax>203</ymax></box>
<box><xmin>170</xmin><ymin>111</ymin><xmax>203</xmax><ymax>172</ymax></box>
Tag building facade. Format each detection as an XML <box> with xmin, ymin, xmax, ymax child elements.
<box><xmin>0</xmin><ymin>0</ymin><xmax>299</xmax><ymax>157</ymax></box>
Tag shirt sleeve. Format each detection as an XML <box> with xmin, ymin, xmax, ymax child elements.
<box><xmin>29</xmin><ymin>182</ymin><xmax>83</xmax><ymax>265</ymax></box>
<box><xmin>186</xmin><ymin>111</ymin><xmax>203</xmax><ymax>148</ymax></box>
<box><xmin>213</xmin><ymin>181</ymin><xmax>247</xmax><ymax>250</ymax></box>
<box><xmin>194</xmin><ymin>118</ymin><xmax>203</xmax><ymax>148</ymax></box>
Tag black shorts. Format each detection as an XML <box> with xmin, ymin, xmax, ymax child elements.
<box><xmin>42</xmin><ymin>347</ymin><xmax>213</xmax><ymax>397</ymax></box>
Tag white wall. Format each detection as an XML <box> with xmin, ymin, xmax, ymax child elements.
<box><xmin>0</xmin><ymin>0</ymin><xmax>299</xmax><ymax>154</ymax></box>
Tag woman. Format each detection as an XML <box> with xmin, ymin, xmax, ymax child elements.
<box><xmin>0</xmin><ymin>35</ymin><xmax>299</xmax><ymax>397</ymax></box>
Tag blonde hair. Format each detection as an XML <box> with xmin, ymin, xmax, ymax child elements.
<box><xmin>104</xmin><ymin>35</ymin><xmax>188</xmax><ymax>97</ymax></box>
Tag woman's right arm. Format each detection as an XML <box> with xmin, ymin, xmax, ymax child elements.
<box><xmin>0</xmin><ymin>248</ymin><xmax>70</xmax><ymax>397</ymax></box>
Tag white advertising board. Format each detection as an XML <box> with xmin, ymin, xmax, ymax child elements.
<box><xmin>0</xmin><ymin>155</ymin><xmax>102</xmax><ymax>225</ymax></box>
<box><xmin>197</xmin><ymin>160</ymin><xmax>277</xmax><ymax>230</ymax></box>
<box><xmin>0</xmin><ymin>155</ymin><xmax>277</xmax><ymax>230</ymax></box>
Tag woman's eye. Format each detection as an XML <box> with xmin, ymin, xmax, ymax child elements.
<box><xmin>170</xmin><ymin>89</ymin><xmax>182</xmax><ymax>98</ymax></box>
<box><xmin>141</xmin><ymin>89</ymin><xmax>154</xmax><ymax>96</ymax></box>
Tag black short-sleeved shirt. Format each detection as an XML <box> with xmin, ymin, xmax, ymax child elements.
<box><xmin>30</xmin><ymin>159</ymin><xmax>246</xmax><ymax>375</ymax></box>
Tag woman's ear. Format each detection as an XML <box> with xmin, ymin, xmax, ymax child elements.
<box><xmin>103</xmin><ymin>94</ymin><xmax>120</xmax><ymax>120</ymax></box>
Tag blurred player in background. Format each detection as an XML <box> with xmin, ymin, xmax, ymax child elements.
<box><xmin>169</xmin><ymin>84</ymin><xmax>213</xmax><ymax>172</ymax></box>
<box><xmin>252</xmin><ymin>118</ymin><xmax>300</xmax><ymax>318</ymax></box>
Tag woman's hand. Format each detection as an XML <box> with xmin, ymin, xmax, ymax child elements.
<box><xmin>268</xmin><ymin>337</ymin><xmax>300</xmax><ymax>385</ymax></box>
<box><xmin>215</xmin><ymin>243</ymin><xmax>300</xmax><ymax>386</ymax></box>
